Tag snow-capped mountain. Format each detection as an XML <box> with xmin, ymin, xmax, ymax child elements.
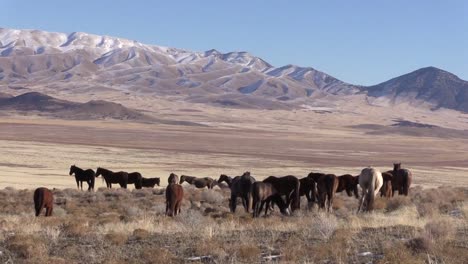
<box><xmin>0</xmin><ymin>28</ymin><xmax>358</xmax><ymax>108</ymax></box>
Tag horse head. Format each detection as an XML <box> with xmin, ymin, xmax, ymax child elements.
<box><xmin>179</xmin><ymin>175</ymin><xmax>185</xmax><ymax>184</ymax></box>
<box><xmin>393</xmin><ymin>163</ymin><xmax>401</xmax><ymax>171</ymax></box>
<box><xmin>242</xmin><ymin>171</ymin><xmax>251</xmax><ymax>177</ymax></box>
<box><xmin>69</xmin><ymin>165</ymin><xmax>75</xmax><ymax>175</ymax></box>
<box><xmin>95</xmin><ymin>167</ymin><xmax>102</xmax><ymax>177</ymax></box>
<box><xmin>218</xmin><ymin>174</ymin><xmax>228</xmax><ymax>183</ymax></box>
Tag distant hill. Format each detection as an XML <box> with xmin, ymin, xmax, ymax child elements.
<box><xmin>365</xmin><ymin>67</ymin><xmax>468</xmax><ymax>112</ymax></box>
<box><xmin>0</xmin><ymin>92</ymin><xmax>150</xmax><ymax>121</ymax></box>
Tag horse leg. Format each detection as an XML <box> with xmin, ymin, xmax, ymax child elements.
<box><xmin>357</xmin><ymin>190</ymin><xmax>366</xmax><ymax>213</ymax></box>
<box><xmin>46</xmin><ymin>206</ymin><xmax>53</xmax><ymax>216</ymax></box>
<box><xmin>76</xmin><ymin>179</ymin><xmax>79</xmax><ymax>189</ymax></box>
<box><xmin>230</xmin><ymin>194</ymin><xmax>237</xmax><ymax>213</ymax></box>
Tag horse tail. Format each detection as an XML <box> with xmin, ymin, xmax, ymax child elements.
<box><xmin>34</xmin><ymin>189</ymin><xmax>44</xmax><ymax>216</ymax></box>
<box><xmin>292</xmin><ymin>179</ymin><xmax>300</xmax><ymax>211</ymax></box>
<box><xmin>367</xmin><ymin>173</ymin><xmax>376</xmax><ymax>211</ymax></box>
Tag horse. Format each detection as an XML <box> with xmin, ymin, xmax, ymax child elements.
<box><xmin>299</xmin><ymin>177</ymin><xmax>318</xmax><ymax>206</ymax></box>
<box><xmin>336</xmin><ymin>174</ymin><xmax>359</xmax><ymax>198</ymax></box>
<box><xmin>219</xmin><ymin>172</ymin><xmax>256</xmax><ymax>213</ymax></box>
<box><xmin>168</xmin><ymin>173</ymin><xmax>179</xmax><ymax>185</ymax></box>
<box><xmin>95</xmin><ymin>167</ymin><xmax>129</xmax><ymax>189</ymax></box>
<box><xmin>263</xmin><ymin>175</ymin><xmax>300</xmax><ymax>211</ymax></box>
<box><xmin>69</xmin><ymin>165</ymin><xmax>95</xmax><ymax>191</ymax></box>
<box><xmin>380</xmin><ymin>171</ymin><xmax>393</xmax><ymax>198</ymax></box>
<box><xmin>34</xmin><ymin>187</ymin><xmax>54</xmax><ymax>217</ymax></box>
<box><xmin>357</xmin><ymin>167</ymin><xmax>383</xmax><ymax>213</ymax></box>
<box><xmin>391</xmin><ymin>163</ymin><xmax>412</xmax><ymax>196</ymax></box>
<box><xmin>315</xmin><ymin>174</ymin><xmax>339</xmax><ymax>212</ymax></box>
<box><xmin>141</xmin><ymin>177</ymin><xmax>160</xmax><ymax>188</ymax></box>
<box><xmin>127</xmin><ymin>172</ymin><xmax>143</xmax><ymax>189</ymax></box>
<box><xmin>252</xmin><ymin>182</ymin><xmax>289</xmax><ymax>217</ymax></box>
<box><xmin>165</xmin><ymin>183</ymin><xmax>183</xmax><ymax>217</ymax></box>
<box><xmin>179</xmin><ymin>175</ymin><xmax>215</xmax><ymax>189</ymax></box>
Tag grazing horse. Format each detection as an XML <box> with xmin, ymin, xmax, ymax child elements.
<box><xmin>263</xmin><ymin>175</ymin><xmax>300</xmax><ymax>211</ymax></box>
<box><xmin>165</xmin><ymin>183</ymin><xmax>183</xmax><ymax>217</ymax></box>
<box><xmin>141</xmin><ymin>177</ymin><xmax>160</xmax><ymax>188</ymax></box>
<box><xmin>357</xmin><ymin>167</ymin><xmax>383</xmax><ymax>213</ymax></box>
<box><xmin>69</xmin><ymin>165</ymin><xmax>95</xmax><ymax>191</ymax></box>
<box><xmin>168</xmin><ymin>173</ymin><xmax>179</xmax><ymax>185</ymax></box>
<box><xmin>220</xmin><ymin>172</ymin><xmax>256</xmax><ymax>213</ymax></box>
<box><xmin>95</xmin><ymin>167</ymin><xmax>129</xmax><ymax>189</ymax></box>
<box><xmin>336</xmin><ymin>174</ymin><xmax>359</xmax><ymax>198</ymax></box>
<box><xmin>315</xmin><ymin>174</ymin><xmax>339</xmax><ymax>212</ymax></box>
<box><xmin>299</xmin><ymin>177</ymin><xmax>318</xmax><ymax>206</ymax></box>
<box><xmin>252</xmin><ymin>182</ymin><xmax>289</xmax><ymax>217</ymax></box>
<box><xmin>34</xmin><ymin>187</ymin><xmax>54</xmax><ymax>217</ymax></box>
<box><xmin>392</xmin><ymin>163</ymin><xmax>412</xmax><ymax>196</ymax></box>
<box><xmin>380</xmin><ymin>171</ymin><xmax>393</xmax><ymax>198</ymax></box>
<box><xmin>179</xmin><ymin>175</ymin><xmax>215</xmax><ymax>189</ymax></box>
<box><xmin>127</xmin><ymin>172</ymin><xmax>143</xmax><ymax>189</ymax></box>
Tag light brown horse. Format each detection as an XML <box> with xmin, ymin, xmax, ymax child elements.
<box><xmin>357</xmin><ymin>167</ymin><xmax>383</xmax><ymax>213</ymax></box>
<box><xmin>391</xmin><ymin>163</ymin><xmax>412</xmax><ymax>196</ymax></box>
<box><xmin>34</xmin><ymin>187</ymin><xmax>54</xmax><ymax>217</ymax></box>
<box><xmin>380</xmin><ymin>171</ymin><xmax>393</xmax><ymax>198</ymax></box>
<box><xmin>168</xmin><ymin>173</ymin><xmax>179</xmax><ymax>185</ymax></box>
<box><xmin>165</xmin><ymin>183</ymin><xmax>184</xmax><ymax>217</ymax></box>
<box><xmin>252</xmin><ymin>182</ymin><xmax>289</xmax><ymax>217</ymax></box>
<box><xmin>179</xmin><ymin>175</ymin><xmax>215</xmax><ymax>189</ymax></box>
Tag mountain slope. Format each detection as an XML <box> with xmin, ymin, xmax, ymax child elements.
<box><xmin>365</xmin><ymin>67</ymin><xmax>468</xmax><ymax>112</ymax></box>
<box><xmin>0</xmin><ymin>28</ymin><xmax>357</xmax><ymax>109</ymax></box>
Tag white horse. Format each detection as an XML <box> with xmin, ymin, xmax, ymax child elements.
<box><xmin>357</xmin><ymin>167</ymin><xmax>383</xmax><ymax>212</ymax></box>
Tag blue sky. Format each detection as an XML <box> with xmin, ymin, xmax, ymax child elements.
<box><xmin>2</xmin><ymin>0</ymin><xmax>467</xmax><ymax>85</ymax></box>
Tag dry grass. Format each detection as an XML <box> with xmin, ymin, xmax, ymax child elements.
<box><xmin>0</xmin><ymin>186</ymin><xmax>466</xmax><ymax>263</ymax></box>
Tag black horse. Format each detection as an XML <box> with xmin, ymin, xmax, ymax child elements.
<box><xmin>128</xmin><ymin>172</ymin><xmax>143</xmax><ymax>189</ymax></box>
<box><xmin>69</xmin><ymin>165</ymin><xmax>95</xmax><ymax>191</ymax></box>
<box><xmin>218</xmin><ymin>172</ymin><xmax>256</xmax><ymax>213</ymax></box>
<box><xmin>263</xmin><ymin>175</ymin><xmax>301</xmax><ymax>211</ymax></box>
<box><xmin>95</xmin><ymin>167</ymin><xmax>128</xmax><ymax>189</ymax></box>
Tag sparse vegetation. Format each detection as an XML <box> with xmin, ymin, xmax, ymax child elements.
<box><xmin>0</xmin><ymin>186</ymin><xmax>466</xmax><ymax>263</ymax></box>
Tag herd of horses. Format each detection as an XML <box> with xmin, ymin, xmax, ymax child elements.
<box><xmin>33</xmin><ymin>163</ymin><xmax>412</xmax><ymax>218</ymax></box>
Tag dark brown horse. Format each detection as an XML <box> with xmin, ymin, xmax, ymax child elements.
<box><xmin>127</xmin><ymin>172</ymin><xmax>143</xmax><ymax>189</ymax></box>
<box><xmin>380</xmin><ymin>171</ymin><xmax>393</xmax><ymax>198</ymax></box>
<box><xmin>141</xmin><ymin>177</ymin><xmax>160</xmax><ymax>188</ymax></box>
<box><xmin>252</xmin><ymin>182</ymin><xmax>289</xmax><ymax>217</ymax></box>
<box><xmin>316</xmin><ymin>174</ymin><xmax>339</xmax><ymax>212</ymax></box>
<box><xmin>219</xmin><ymin>172</ymin><xmax>256</xmax><ymax>213</ymax></box>
<box><xmin>263</xmin><ymin>175</ymin><xmax>300</xmax><ymax>211</ymax></box>
<box><xmin>34</xmin><ymin>187</ymin><xmax>54</xmax><ymax>217</ymax></box>
<box><xmin>69</xmin><ymin>165</ymin><xmax>95</xmax><ymax>191</ymax></box>
<box><xmin>179</xmin><ymin>175</ymin><xmax>215</xmax><ymax>189</ymax></box>
<box><xmin>391</xmin><ymin>163</ymin><xmax>412</xmax><ymax>196</ymax></box>
<box><xmin>336</xmin><ymin>174</ymin><xmax>359</xmax><ymax>198</ymax></box>
<box><xmin>95</xmin><ymin>167</ymin><xmax>128</xmax><ymax>189</ymax></box>
<box><xmin>299</xmin><ymin>177</ymin><xmax>318</xmax><ymax>206</ymax></box>
<box><xmin>168</xmin><ymin>173</ymin><xmax>179</xmax><ymax>185</ymax></box>
<box><xmin>165</xmin><ymin>183</ymin><xmax>183</xmax><ymax>217</ymax></box>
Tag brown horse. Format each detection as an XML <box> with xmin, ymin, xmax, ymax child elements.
<box><xmin>299</xmin><ymin>177</ymin><xmax>317</xmax><ymax>206</ymax></box>
<box><xmin>168</xmin><ymin>173</ymin><xmax>179</xmax><ymax>185</ymax></box>
<box><xmin>336</xmin><ymin>174</ymin><xmax>359</xmax><ymax>198</ymax></box>
<box><xmin>380</xmin><ymin>171</ymin><xmax>393</xmax><ymax>198</ymax></box>
<box><xmin>263</xmin><ymin>175</ymin><xmax>300</xmax><ymax>211</ymax></box>
<box><xmin>69</xmin><ymin>165</ymin><xmax>95</xmax><ymax>191</ymax></box>
<box><xmin>34</xmin><ymin>187</ymin><xmax>54</xmax><ymax>217</ymax></box>
<box><xmin>141</xmin><ymin>177</ymin><xmax>160</xmax><ymax>188</ymax></box>
<box><xmin>218</xmin><ymin>172</ymin><xmax>256</xmax><ymax>213</ymax></box>
<box><xmin>391</xmin><ymin>163</ymin><xmax>412</xmax><ymax>196</ymax></box>
<box><xmin>252</xmin><ymin>182</ymin><xmax>289</xmax><ymax>217</ymax></box>
<box><xmin>179</xmin><ymin>175</ymin><xmax>215</xmax><ymax>189</ymax></box>
<box><xmin>127</xmin><ymin>172</ymin><xmax>143</xmax><ymax>189</ymax></box>
<box><xmin>316</xmin><ymin>174</ymin><xmax>339</xmax><ymax>212</ymax></box>
<box><xmin>95</xmin><ymin>167</ymin><xmax>129</xmax><ymax>189</ymax></box>
<box><xmin>165</xmin><ymin>183</ymin><xmax>183</xmax><ymax>217</ymax></box>
<box><xmin>357</xmin><ymin>167</ymin><xmax>383</xmax><ymax>213</ymax></box>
